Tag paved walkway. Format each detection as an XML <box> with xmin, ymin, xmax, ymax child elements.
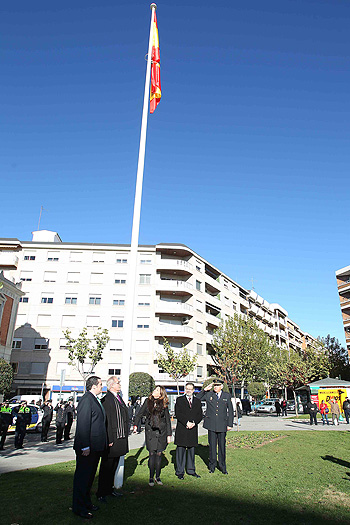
<box><xmin>0</xmin><ymin>415</ymin><xmax>348</xmax><ymax>475</ymax></box>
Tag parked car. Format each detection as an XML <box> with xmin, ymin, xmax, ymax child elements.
<box><xmin>287</xmin><ymin>401</ymin><xmax>295</xmax><ymax>411</ymax></box>
<box><xmin>7</xmin><ymin>403</ymin><xmax>44</xmax><ymax>433</ymax></box>
<box><xmin>256</xmin><ymin>400</ymin><xmax>277</xmax><ymax>414</ymax></box>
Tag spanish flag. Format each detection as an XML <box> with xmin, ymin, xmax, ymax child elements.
<box><xmin>150</xmin><ymin>12</ymin><xmax>161</xmax><ymax>114</ymax></box>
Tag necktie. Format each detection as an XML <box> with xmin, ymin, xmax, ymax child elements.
<box><xmin>216</xmin><ymin>393</ymin><xmax>219</xmax><ymax>400</ymax></box>
<box><xmin>117</xmin><ymin>394</ymin><xmax>122</xmax><ymax>404</ymax></box>
<box><xmin>188</xmin><ymin>397</ymin><xmax>192</xmax><ymax>408</ymax></box>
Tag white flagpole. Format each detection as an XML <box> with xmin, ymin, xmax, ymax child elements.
<box><xmin>115</xmin><ymin>3</ymin><xmax>157</xmax><ymax>490</ymax></box>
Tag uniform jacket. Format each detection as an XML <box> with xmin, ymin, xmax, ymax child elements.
<box><xmin>55</xmin><ymin>405</ymin><xmax>66</xmax><ymax>424</ymax></box>
<box><xmin>73</xmin><ymin>391</ymin><xmax>107</xmax><ymax>453</ymax></box>
<box><xmin>134</xmin><ymin>399</ymin><xmax>172</xmax><ymax>452</ymax></box>
<box><xmin>101</xmin><ymin>391</ymin><xmax>129</xmax><ymax>458</ymax></box>
<box><xmin>13</xmin><ymin>406</ymin><xmax>31</xmax><ymax>430</ymax></box>
<box><xmin>0</xmin><ymin>407</ymin><xmax>13</xmax><ymax>426</ymax></box>
<box><xmin>174</xmin><ymin>395</ymin><xmax>202</xmax><ymax>448</ymax></box>
<box><xmin>42</xmin><ymin>404</ymin><xmax>53</xmax><ymax>422</ymax></box>
<box><xmin>196</xmin><ymin>390</ymin><xmax>234</xmax><ymax>432</ymax></box>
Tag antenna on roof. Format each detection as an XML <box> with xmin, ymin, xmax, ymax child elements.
<box><xmin>37</xmin><ymin>206</ymin><xmax>44</xmax><ymax>231</ymax></box>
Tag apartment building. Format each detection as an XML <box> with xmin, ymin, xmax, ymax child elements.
<box><xmin>0</xmin><ymin>239</ymin><xmax>24</xmax><ymax>362</ymax></box>
<box><xmin>335</xmin><ymin>265</ymin><xmax>350</xmax><ymax>356</ymax></box>
<box><xmin>2</xmin><ymin>230</ymin><xmax>316</xmax><ymax>400</ymax></box>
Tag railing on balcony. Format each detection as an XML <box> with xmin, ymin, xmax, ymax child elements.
<box><xmin>0</xmin><ymin>252</ymin><xmax>19</xmax><ymax>270</ymax></box>
<box><xmin>156</xmin><ymin>301</ymin><xmax>193</xmax><ymax>313</ymax></box>
<box><xmin>155</xmin><ymin>323</ymin><xmax>193</xmax><ymax>335</ymax></box>
<box><xmin>158</xmin><ymin>258</ymin><xmax>193</xmax><ymax>270</ymax></box>
<box><xmin>157</xmin><ymin>279</ymin><xmax>193</xmax><ymax>291</ymax></box>
<box><xmin>338</xmin><ymin>279</ymin><xmax>350</xmax><ymax>290</ymax></box>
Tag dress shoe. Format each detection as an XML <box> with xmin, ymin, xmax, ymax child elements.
<box><xmin>221</xmin><ymin>470</ymin><xmax>228</xmax><ymax>475</ymax></box>
<box><xmin>177</xmin><ymin>474</ymin><xmax>184</xmax><ymax>480</ymax></box>
<box><xmin>149</xmin><ymin>478</ymin><xmax>155</xmax><ymax>487</ymax></box>
<box><xmin>88</xmin><ymin>505</ymin><xmax>99</xmax><ymax>512</ymax></box>
<box><xmin>188</xmin><ymin>473</ymin><xmax>201</xmax><ymax>478</ymax></box>
<box><xmin>209</xmin><ymin>469</ymin><xmax>215</xmax><ymax>473</ymax></box>
<box><xmin>111</xmin><ymin>490</ymin><xmax>123</xmax><ymax>497</ymax></box>
<box><xmin>73</xmin><ymin>511</ymin><xmax>93</xmax><ymax>519</ymax></box>
<box><xmin>97</xmin><ymin>496</ymin><xmax>107</xmax><ymax>504</ymax></box>
<box><xmin>155</xmin><ymin>478</ymin><xmax>163</xmax><ymax>485</ymax></box>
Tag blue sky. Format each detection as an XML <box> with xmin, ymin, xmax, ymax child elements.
<box><xmin>1</xmin><ymin>0</ymin><xmax>349</xmax><ymax>344</ymax></box>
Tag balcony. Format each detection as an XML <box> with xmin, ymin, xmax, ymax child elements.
<box><xmin>155</xmin><ymin>323</ymin><xmax>193</xmax><ymax>338</ymax></box>
<box><xmin>156</xmin><ymin>278</ymin><xmax>193</xmax><ymax>295</ymax></box>
<box><xmin>155</xmin><ymin>300</ymin><xmax>193</xmax><ymax>316</ymax></box>
<box><xmin>205</xmin><ymin>275</ymin><xmax>220</xmax><ymax>294</ymax></box>
<box><xmin>0</xmin><ymin>252</ymin><xmax>19</xmax><ymax>270</ymax></box>
<box><xmin>340</xmin><ymin>298</ymin><xmax>350</xmax><ymax>309</ymax></box>
<box><xmin>205</xmin><ymin>312</ymin><xmax>221</xmax><ymax>327</ymax></box>
<box><xmin>157</xmin><ymin>258</ymin><xmax>193</xmax><ymax>275</ymax></box>
<box><xmin>338</xmin><ymin>279</ymin><xmax>350</xmax><ymax>292</ymax></box>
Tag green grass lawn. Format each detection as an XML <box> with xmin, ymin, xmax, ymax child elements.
<box><xmin>1</xmin><ymin>431</ymin><xmax>350</xmax><ymax>525</ymax></box>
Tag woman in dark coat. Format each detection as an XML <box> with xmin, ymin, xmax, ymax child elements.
<box><xmin>133</xmin><ymin>386</ymin><xmax>172</xmax><ymax>486</ymax></box>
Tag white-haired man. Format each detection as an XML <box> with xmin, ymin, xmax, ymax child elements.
<box><xmin>96</xmin><ymin>376</ymin><xmax>129</xmax><ymax>502</ymax></box>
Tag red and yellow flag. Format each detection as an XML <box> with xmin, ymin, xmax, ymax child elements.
<box><xmin>150</xmin><ymin>12</ymin><xmax>161</xmax><ymax>114</ymax></box>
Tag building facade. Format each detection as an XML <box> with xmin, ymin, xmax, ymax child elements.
<box><xmin>2</xmin><ymin>230</ymin><xmax>317</xmax><ymax>401</ymax></box>
<box><xmin>335</xmin><ymin>265</ymin><xmax>350</xmax><ymax>356</ymax></box>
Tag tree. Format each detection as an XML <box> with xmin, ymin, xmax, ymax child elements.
<box><xmin>156</xmin><ymin>338</ymin><xmax>197</xmax><ymax>396</ymax></box>
<box><xmin>247</xmin><ymin>381</ymin><xmax>266</xmax><ymax>400</ymax></box>
<box><xmin>212</xmin><ymin>314</ymin><xmax>280</xmax><ymax>395</ymax></box>
<box><xmin>322</xmin><ymin>334</ymin><xmax>350</xmax><ymax>380</ymax></box>
<box><xmin>0</xmin><ymin>359</ymin><xmax>13</xmax><ymax>397</ymax></box>
<box><xmin>63</xmin><ymin>327</ymin><xmax>110</xmax><ymax>391</ymax></box>
<box><xmin>129</xmin><ymin>372</ymin><xmax>155</xmax><ymax>398</ymax></box>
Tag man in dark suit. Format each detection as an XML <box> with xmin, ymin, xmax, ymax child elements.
<box><xmin>196</xmin><ymin>379</ymin><xmax>233</xmax><ymax>474</ymax></box>
<box><xmin>41</xmin><ymin>399</ymin><xmax>53</xmax><ymax>442</ymax></box>
<box><xmin>174</xmin><ymin>382</ymin><xmax>203</xmax><ymax>480</ymax></box>
<box><xmin>72</xmin><ymin>376</ymin><xmax>107</xmax><ymax>520</ymax></box>
<box><xmin>97</xmin><ymin>376</ymin><xmax>129</xmax><ymax>502</ymax></box>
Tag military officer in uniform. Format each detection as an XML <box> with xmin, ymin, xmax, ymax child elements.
<box><xmin>0</xmin><ymin>402</ymin><xmax>13</xmax><ymax>450</ymax></box>
<box><xmin>196</xmin><ymin>379</ymin><xmax>233</xmax><ymax>474</ymax></box>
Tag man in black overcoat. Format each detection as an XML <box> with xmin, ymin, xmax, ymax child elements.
<box><xmin>72</xmin><ymin>376</ymin><xmax>107</xmax><ymax>520</ymax></box>
<box><xmin>97</xmin><ymin>376</ymin><xmax>129</xmax><ymax>502</ymax></box>
<box><xmin>175</xmin><ymin>382</ymin><xmax>203</xmax><ymax>480</ymax></box>
<box><xmin>41</xmin><ymin>399</ymin><xmax>53</xmax><ymax>442</ymax></box>
<box><xmin>196</xmin><ymin>379</ymin><xmax>233</xmax><ymax>474</ymax></box>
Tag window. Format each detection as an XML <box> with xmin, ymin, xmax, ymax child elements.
<box><xmin>112</xmin><ymin>319</ymin><xmax>124</xmax><ymax>328</ymax></box>
<box><xmin>196</xmin><ymin>280</ymin><xmax>201</xmax><ymax>291</ymax></box>
<box><xmin>224</xmin><ymin>296</ymin><xmax>230</xmax><ymax>306</ymax></box>
<box><xmin>65</xmin><ymin>296</ymin><xmax>77</xmax><ymax>305</ymax></box>
<box><xmin>196</xmin><ymin>265</ymin><xmax>201</xmax><ymax>272</ymax></box>
<box><xmin>92</xmin><ymin>252</ymin><xmax>105</xmax><ymax>263</ymax></box>
<box><xmin>41</xmin><ymin>297</ymin><xmax>54</xmax><ymax>304</ymax></box>
<box><xmin>44</xmin><ymin>271</ymin><xmax>57</xmax><ymax>282</ymax></box>
<box><xmin>70</xmin><ymin>251</ymin><xmax>82</xmax><ymax>262</ymax></box>
<box><xmin>115</xmin><ymin>274</ymin><xmax>126</xmax><ymax>284</ymax></box>
<box><xmin>12</xmin><ymin>339</ymin><xmax>22</xmax><ymax>349</ymax></box>
<box><xmin>232</xmin><ymin>301</ymin><xmax>237</xmax><ymax>311</ymax></box>
<box><xmin>47</xmin><ymin>251</ymin><xmax>59</xmax><ymax>262</ymax></box>
<box><xmin>116</xmin><ymin>258</ymin><xmax>127</xmax><ymax>264</ymax></box>
<box><xmin>196</xmin><ymin>321</ymin><xmax>203</xmax><ymax>333</ymax></box>
<box><xmin>113</xmin><ymin>297</ymin><xmax>125</xmax><ymax>306</ymax></box>
<box><xmin>139</xmin><ymin>274</ymin><xmax>151</xmax><ymax>285</ymax></box>
<box><xmin>20</xmin><ymin>271</ymin><xmax>32</xmax><ymax>282</ymax></box>
<box><xmin>35</xmin><ymin>338</ymin><xmax>48</xmax><ymax>350</ymax></box>
<box><xmin>31</xmin><ymin>362</ymin><xmax>46</xmax><ymax>375</ymax></box>
<box><xmin>110</xmin><ymin>340</ymin><xmax>123</xmax><ymax>352</ymax></box>
<box><xmin>37</xmin><ymin>314</ymin><xmax>51</xmax><ymax>326</ymax></box>
<box><xmin>108</xmin><ymin>368</ymin><xmax>121</xmax><ymax>375</ymax></box>
<box><xmin>67</xmin><ymin>272</ymin><xmax>80</xmax><ymax>283</ymax></box>
<box><xmin>11</xmin><ymin>362</ymin><xmax>18</xmax><ymax>374</ymax></box>
<box><xmin>137</xmin><ymin>318</ymin><xmax>150</xmax><ymax>329</ymax></box>
<box><xmin>89</xmin><ymin>296</ymin><xmax>101</xmax><ymax>305</ymax></box>
<box><xmin>197</xmin><ymin>366</ymin><xmax>203</xmax><ymax>378</ymax></box>
<box><xmin>224</xmin><ymin>280</ymin><xmax>228</xmax><ymax>289</ymax></box>
<box><xmin>59</xmin><ymin>338</ymin><xmax>67</xmax><ymax>350</ymax></box>
<box><xmin>20</xmin><ymin>297</ymin><xmax>29</xmax><ymax>303</ymax></box>
<box><xmin>90</xmin><ymin>273</ymin><xmax>103</xmax><ymax>284</ymax></box>
<box><xmin>138</xmin><ymin>295</ymin><xmax>150</xmax><ymax>306</ymax></box>
<box><xmin>140</xmin><ymin>259</ymin><xmax>152</xmax><ymax>264</ymax></box>
<box><xmin>196</xmin><ymin>299</ymin><xmax>203</xmax><ymax>311</ymax></box>
<box><xmin>197</xmin><ymin>343</ymin><xmax>203</xmax><ymax>355</ymax></box>
<box><xmin>86</xmin><ymin>316</ymin><xmax>100</xmax><ymax>328</ymax></box>
<box><xmin>62</xmin><ymin>315</ymin><xmax>75</xmax><ymax>327</ymax></box>
<box><xmin>24</xmin><ymin>255</ymin><xmax>36</xmax><ymax>261</ymax></box>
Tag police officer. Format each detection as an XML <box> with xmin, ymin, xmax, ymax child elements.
<box><xmin>196</xmin><ymin>379</ymin><xmax>233</xmax><ymax>474</ymax></box>
<box><xmin>41</xmin><ymin>399</ymin><xmax>53</xmax><ymax>442</ymax></box>
<box><xmin>13</xmin><ymin>401</ymin><xmax>31</xmax><ymax>449</ymax></box>
<box><xmin>0</xmin><ymin>402</ymin><xmax>13</xmax><ymax>450</ymax></box>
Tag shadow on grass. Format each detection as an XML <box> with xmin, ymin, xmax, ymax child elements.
<box><xmin>321</xmin><ymin>455</ymin><xmax>350</xmax><ymax>470</ymax></box>
<box><xmin>0</xmin><ymin>466</ymin><xmax>349</xmax><ymax>525</ymax></box>
<box><xmin>124</xmin><ymin>446</ymin><xmax>145</xmax><ymax>481</ymax></box>
<box><xmin>169</xmin><ymin>444</ymin><xmax>209</xmax><ymax>473</ymax></box>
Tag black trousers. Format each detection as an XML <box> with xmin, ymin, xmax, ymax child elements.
<box><xmin>64</xmin><ymin>419</ymin><xmax>73</xmax><ymax>440</ymax></box>
<box><xmin>309</xmin><ymin>413</ymin><xmax>317</xmax><ymax>425</ymax></box>
<box><xmin>208</xmin><ymin>430</ymin><xmax>227</xmax><ymax>471</ymax></box>
<box><xmin>15</xmin><ymin>428</ymin><xmax>26</xmax><ymax>448</ymax></box>
<box><xmin>97</xmin><ymin>456</ymin><xmax>120</xmax><ymax>497</ymax></box>
<box><xmin>176</xmin><ymin>446</ymin><xmax>195</xmax><ymax>475</ymax></box>
<box><xmin>0</xmin><ymin>425</ymin><xmax>9</xmax><ymax>448</ymax></box>
<box><xmin>41</xmin><ymin>419</ymin><xmax>51</xmax><ymax>441</ymax></box>
<box><xmin>72</xmin><ymin>452</ymin><xmax>101</xmax><ymax>514</ymax></box>
<box><xmin>56</xmin><ymin>422</ymin><xmax>65</xmax><ymax>443</ymax></box>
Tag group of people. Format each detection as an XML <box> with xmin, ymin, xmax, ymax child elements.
<box><xmin>72</xmin><ymin>376</ymin><xmax>233</xmax><ymax>520</ymax></box>
<box><xmin>0</xmin><ymin>400</ymin><xmax>32</xmax><ymax>449</ymax></box>
<box><xmin>41</xmin><ymin>398</ymin><xmax>76</xmax><ymax>444</ymax></box>
<box><xmin>307</xmin><ymin>397</ymin><xmax>350</xmax><ymax>426</ymax></box>
<box><xmin>274</xmin><ymin>399</ymin><xmax>288</xmax><ymax>416</ymax></box>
